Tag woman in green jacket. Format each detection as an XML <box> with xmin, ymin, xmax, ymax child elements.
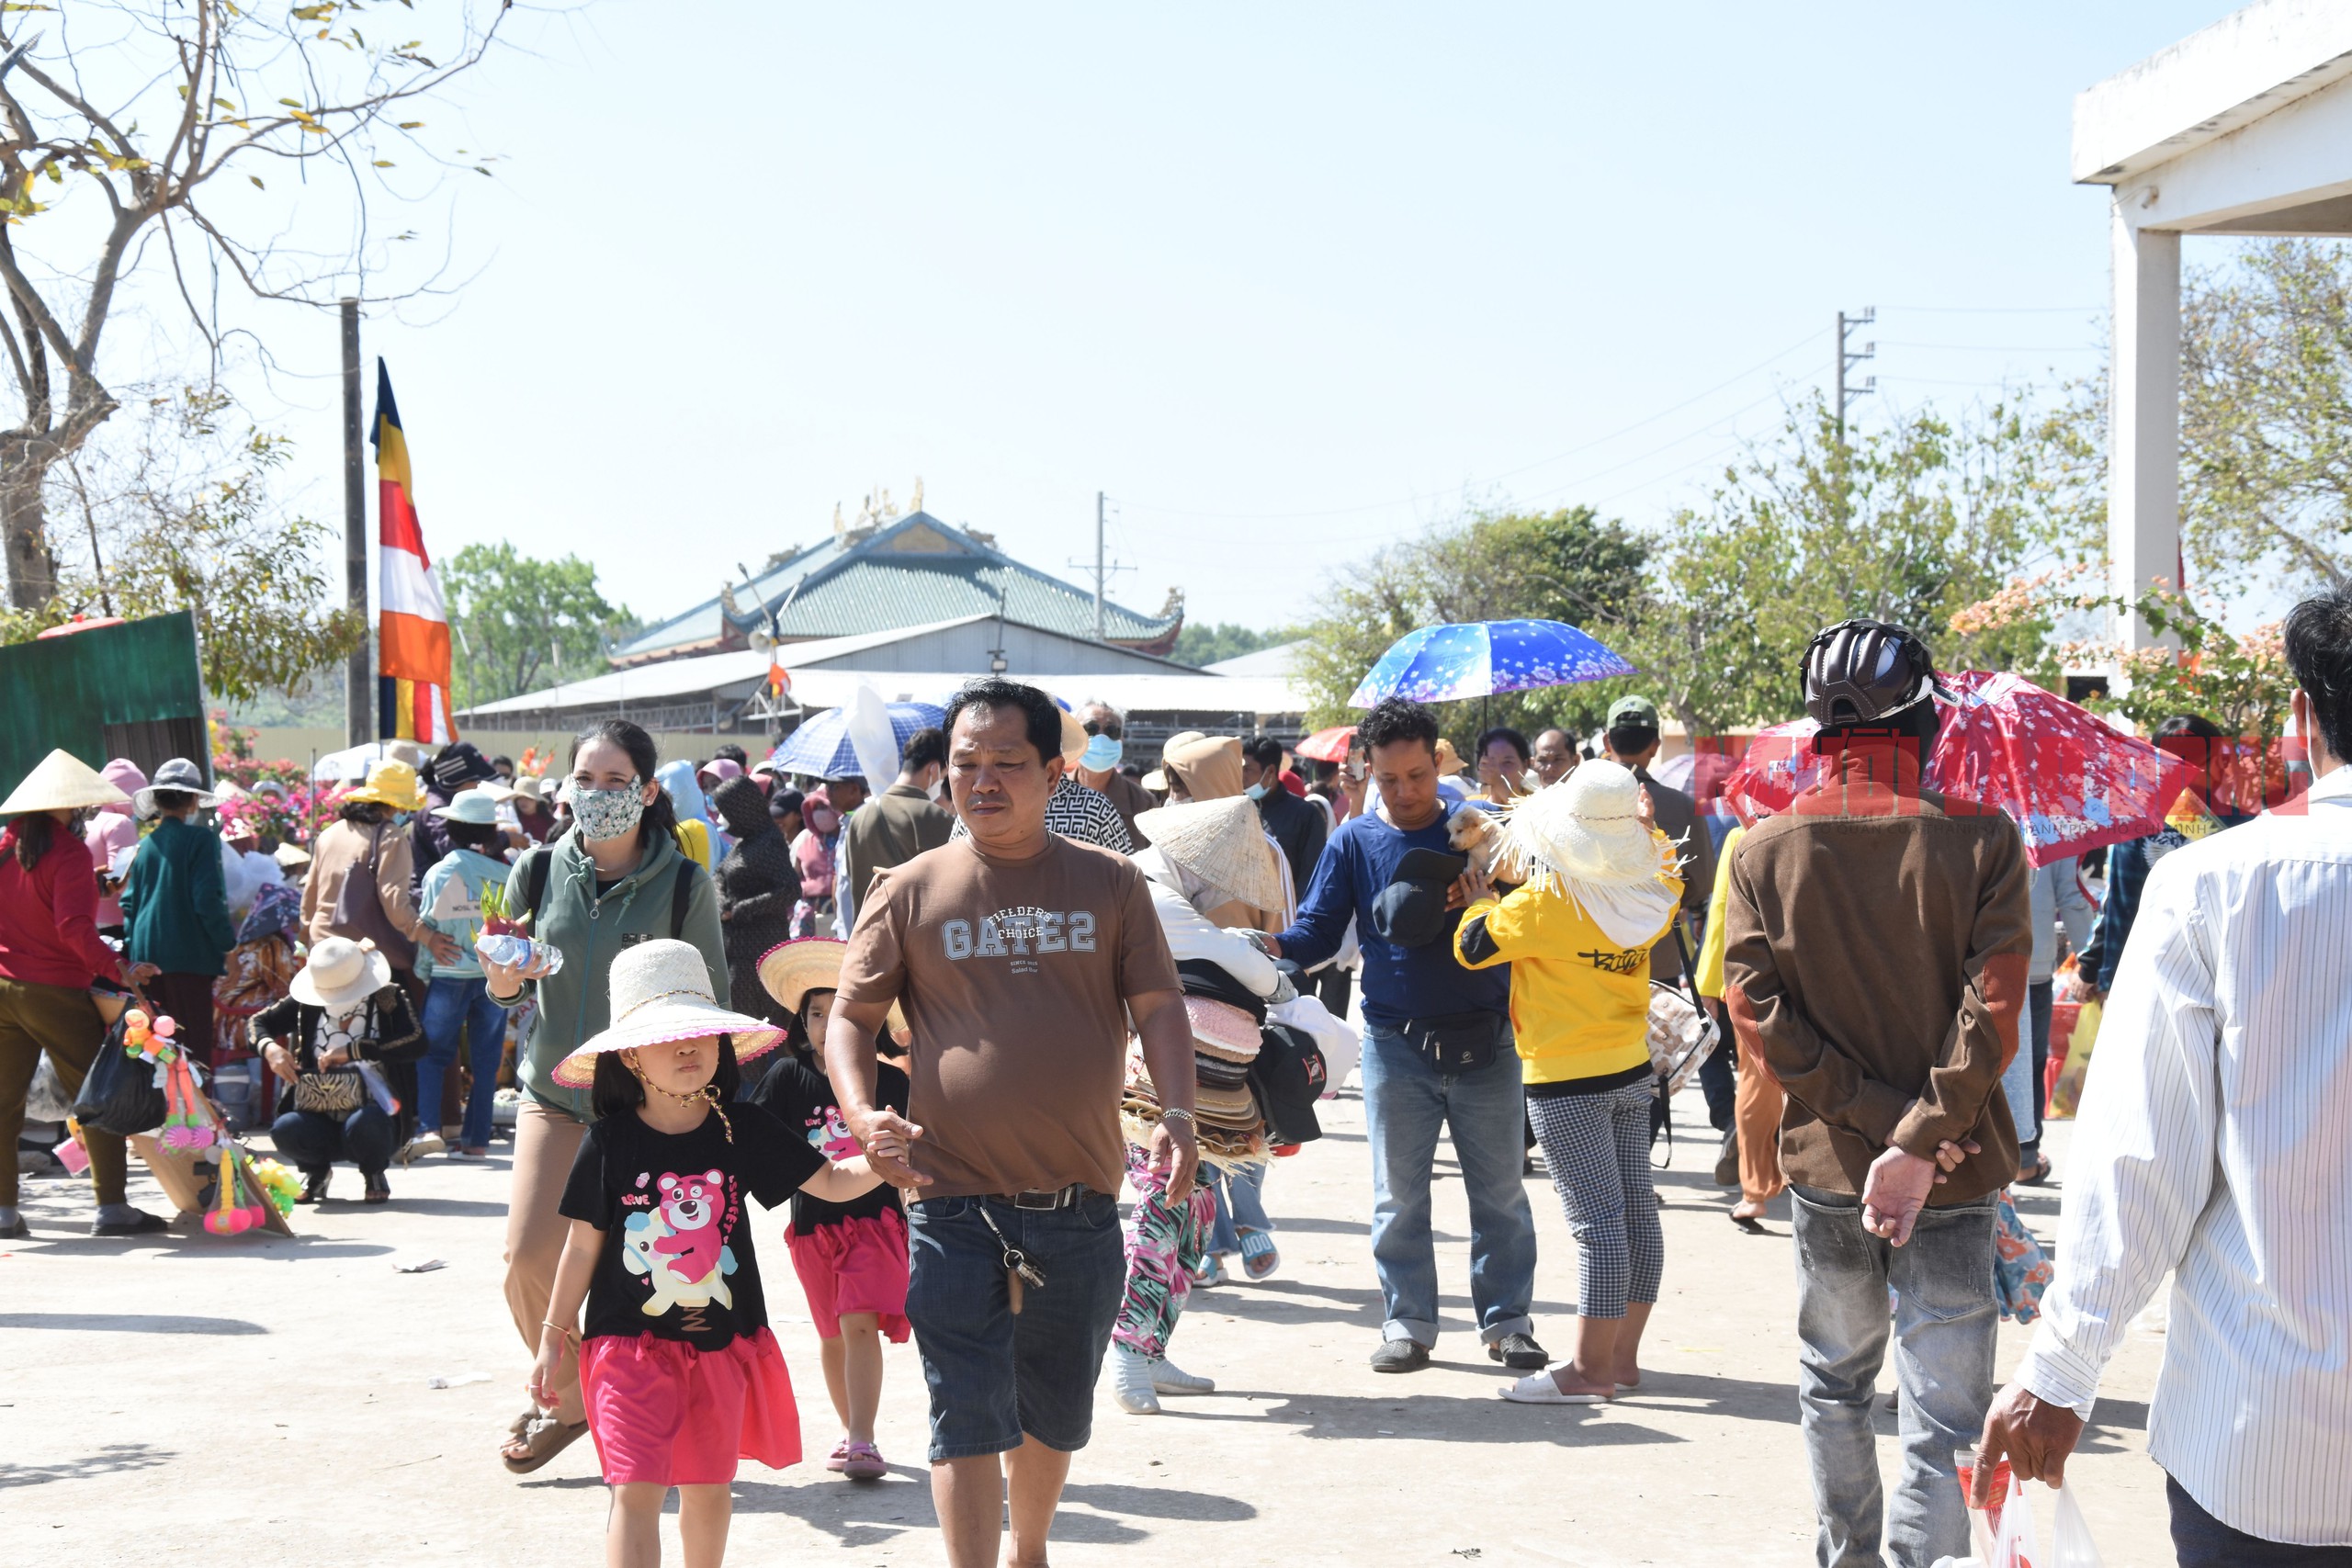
<box><xmin>481</xmin><ymin>719</ymin><xmax>726</xmax><ymax>1473</ymax></box>
<box><xmin>120</xmin><ymin>759</ymin><xmax>239</xmax><ymax>1066</ymax></box>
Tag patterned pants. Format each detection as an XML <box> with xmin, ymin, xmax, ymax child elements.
<box><xmin>1527</xmin><ymin>1082</ymin><xmax>1664</xmax><ymax>1319</ymax></box>
<box><xmin>1111</xmin><ymin>1142</ymin><xmax>1217</xmax><ymax>1360</ymax></box>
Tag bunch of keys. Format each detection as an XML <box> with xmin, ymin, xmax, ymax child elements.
<box><xmin>978</xmin><ymin>1207</ymin><xmax>1047</xmax><ymax>1314</ymax></box>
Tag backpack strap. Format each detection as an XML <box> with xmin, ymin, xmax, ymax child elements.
<box><xmin>670</xmin><ymin>857</ymin><xmax>699</xmax><ymax>941</ymax></box>
<box><xmin>520</xmin><ymin>847</ymin><xmax>553</xmax><ymax>932</ymax></box>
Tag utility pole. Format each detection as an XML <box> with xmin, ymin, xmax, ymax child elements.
<box><xmin>1835</xmin><ymin>307</ymin><xmax>1876</xmax><ymax>444</ymax></box>
<box><xmin>341</xmin><ymin>299</ymin><xmax>369</xmax><ymax>747</ymax></box>
<box><xmin>1069</xmin><ymin>491</ymin><xmax>1131</xmax><ymax>644</ymax></box>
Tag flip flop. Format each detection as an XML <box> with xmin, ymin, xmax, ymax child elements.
<box><xmin>1498</xmin><ymin>1372</ymin><xmax>1611</xmax><ymax>1404</ymax></box>
<box><xmin>1729</xmin><ymin>1213</ymin><xmax>1769</xmax><ymax>1235</ymax></box>
<box><xmin>501</xmin><ymin>1413</ymin><xmax>589</xmax><ymax>1475</ymax></box>
<box><xmin>2018</xmin><ymin>1156</ymin><xmax>2054</xmax><ymax>1187</ymax></box>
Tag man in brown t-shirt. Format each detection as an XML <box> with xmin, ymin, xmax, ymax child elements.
<box><xmin>828</xmin><ymin>678</ymin><xmax>1193</xmax><ymax>1568</ymax></box>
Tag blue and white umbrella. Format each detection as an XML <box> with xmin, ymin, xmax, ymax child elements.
<box><xmin>770</xmin><ymin>699</ymin><xmax>946</xmax><ymax>780</ymax></box>
<box><xmin>1347</xmin><ymin>618</ymin><xmax>1635</xmax><ymax>708</ymax></box>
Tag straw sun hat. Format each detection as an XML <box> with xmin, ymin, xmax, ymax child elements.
<box><xmin>552</xmin><ymin>938</ymin><xmax>785</xmax><ymax>1088</ymax></box>
<box><xmin>1</xmin><ymin>749</ymin><xmax>134</xmax><ymax>815</ymax></box>
<box><xmin>1185</xmin><ymin>995</ymin><xmax>1262</xmax><ymax>1065</ymax></box>
<box><xmin>1134</xmin><ymin>795</ymin><xmax>1284</xmax><ymax>915</ymax></box>
<box><xmin>290</xmin><ymin>936</ymin><xmax>396</xmax><ymax>1010</ymax></box>
<box><xmin>1499</xmin><ymin>759</ymin><xmax>1673</xmax><ymax>891</ymax></box>
<box><xmin>757</xmin><ymin>937</ymin><xmax>909</xmax><ymax>1036</ymax></box>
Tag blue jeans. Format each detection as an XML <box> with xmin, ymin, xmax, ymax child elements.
<box><xmin>904</xmin><ymin>1192</ymin><xmax>1125</xmax><ymax>1461</ymax></box>
<box><xmin>1358</xmin><ymin>1020</ymin><xmax>1537</xmax><ymax>1348</ymax></box>
<box><xmin>1792</xmin><ymin>1184</ymin><xmax>1997</xmax><ymax>1568</ymax></box>
<box><xmin>1206</xmin><ymin>1164</ymin><xmax>1272</xmax><ymax>1256</ymax></box>
<box><xmin>2170</xmin><ymin>1474</ymin><xmax>2352</xmax><ymax>1566</ymax></box>
<box><xmin>419</xmin><ymin>976</ymin><xmax>507</xmax><ymax>1148</ymax></box>
<box><xmin>271</xmin><ymin>1104</ymin><xmax>398</xmax><ymax>1179</ymax></box>
<box><xmin>1998</xmin><ymin>981</ymin><xmax>2055</xmax><ymax>1153</ymax></box>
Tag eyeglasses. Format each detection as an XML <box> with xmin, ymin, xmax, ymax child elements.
<box><xmin>1082</xmin><ymin>718</ymin><xmax>1124</xmax><ymax>740</ymax></box>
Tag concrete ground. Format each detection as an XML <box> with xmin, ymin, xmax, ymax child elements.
<box><xmin>1</xmin><ymin>1085</ymin><xmax>2172</xmax><ymax>1566</ymax></box>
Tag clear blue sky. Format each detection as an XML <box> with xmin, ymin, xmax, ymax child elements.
<box><xmin>257</xmin><ymin>2</ymin><xmax>2238</xmax><ymax>638</ymax></box>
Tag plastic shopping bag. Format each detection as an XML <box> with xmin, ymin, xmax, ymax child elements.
<box><xmin>1954</xmin><ymin>1450</ymin><xmax>2041</xmax><ymax>1568</ymax></box>
<box><xmin>2051</xmin><ymin>1483</ymin><xmax>2105</xmax><ymax>1568</ymax></box>
<box><xmin>2046</xmin><ymin>999</ymin><xmax>2100</xmax><ymax>1119</ymax></box>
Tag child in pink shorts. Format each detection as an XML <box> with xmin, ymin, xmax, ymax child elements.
<box><xmin>749</xmin><ymin>938</ymin><xmax>912</xmax><ymax>1483</ymax></box>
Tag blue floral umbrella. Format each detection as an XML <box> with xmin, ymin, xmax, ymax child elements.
<box><xmin>769</xmin><ymin>700</ymin><xmax>945</xmax><ymax>779</ymax></box>
<box><xmin>1347</xmin><ymin>619</ymin><xmax>1636</xmax><ymax>708</ymax></box>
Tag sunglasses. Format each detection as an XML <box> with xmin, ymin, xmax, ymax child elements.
<box><xmin>1082</xmin><ymin>718</ymin><xmax>1125</xmax><ymax>740</ymax></box>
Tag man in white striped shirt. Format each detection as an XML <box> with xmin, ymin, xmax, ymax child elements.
<box><xmin>1975</xmin><ymin>584</ymin><xmax>2352</xmax><ymax>1564</ymax></box>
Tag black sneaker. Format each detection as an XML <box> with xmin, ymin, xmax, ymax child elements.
<box><xmin>300</xmin><ymin>1169</ymin><xmax>331</xmax><ymax>1204</ymax></box>
<box><xmin>90</xmin><ymin>1210</ymin><xmax>169</xmax><ymax>1238</ymax></box>
<box><xmin>1487</xmin><ymin>1332</ymin><xmax>1550</xmax><ymax>1371</ymax></box>
<box><xmin>1369</xmin><ymin>1339</ymin><xmax>1431</xmax><ymax>1373</ymax></box>
<box><xmin>1713</xmin><ymin>1129</ymin><xmax>1741</xmax><ymax>1188</ymax></box>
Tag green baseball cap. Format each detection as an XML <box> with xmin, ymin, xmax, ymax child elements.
<box><xmin>1607</xmin><ymin>695</ymin><xmax>1660</xmax><ymax>730</ymax></box>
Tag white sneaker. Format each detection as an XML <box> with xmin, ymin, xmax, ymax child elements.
<box><xmin>397</xmin><ymin>1133</ymin><xmax>446</xmax><ymax>1166</ymax></box>
<box><xmin>1151</xmin><ymin>1356</ymin><xmax>1215</xmax><ymax>1394</ymax></box>
<box><xmin>1110</xmin><ymin>1346</ymin><xmax>1161</xmax><ymax>1415</ymax></box>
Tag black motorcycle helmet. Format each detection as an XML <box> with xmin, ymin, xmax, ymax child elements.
<box><xmin>1803</xmin><ymin>618</ymin><xmax>1946</xmax><ymax>728</ymax></box>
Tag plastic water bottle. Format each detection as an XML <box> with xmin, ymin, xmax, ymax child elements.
<box><xmin>476</xmin><ymin>932</ymin><xmax>563</xmax><ymax>976</ymax></box>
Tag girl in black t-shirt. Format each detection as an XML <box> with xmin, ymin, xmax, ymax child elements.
<box><xmin>530</xmin><ymin>940</ymin><xmax>905</xmax><ymax>1567</ymax></box>
<box><xmin>747</xmin><ymin>937</ymin><xmax>912</xmax><ymax>1484</ymax></box>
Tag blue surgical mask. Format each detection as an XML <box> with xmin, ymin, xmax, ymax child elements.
<box><xmin>1244</xmin><ymin>782</ymin><xmax>1270</xmax><ymax>802</ymax></box>
<box><xmin>1080</xmin><ymin>734</ymin><xmax>1123</xmax><ymax>772</ymax></box>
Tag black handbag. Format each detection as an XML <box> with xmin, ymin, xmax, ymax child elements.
<box><xmin>1398</xmin><ymin>1010</ymin><xmax>1505</xmax><ymax>1075</ymax></box>
<box><xmin>71</xmin><ymin>1014</ymin><xmax>169</xmax><ymax>1136</ymax></box>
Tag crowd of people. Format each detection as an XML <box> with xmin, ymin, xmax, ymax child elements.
<box><xmin>4</xmin><ymin>584</ymin><xmax>2350</xmax><ymax>1568</ymax></box>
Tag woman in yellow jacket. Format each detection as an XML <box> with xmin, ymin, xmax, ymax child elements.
<box><xmin>1455</xmin><ymin>760</ymin><xmax>1683</xmax><ymax>1404</ymax></box>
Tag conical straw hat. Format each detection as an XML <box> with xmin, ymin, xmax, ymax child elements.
<box><xmin>1134</xmin><ymin>795</ymin><xmax>1284</xmax><ymax>914</ymax></box>
<box><xmin>1</xmin><ymin>749</ymin><xmax>135</xmax><ymax>815</ymax></box>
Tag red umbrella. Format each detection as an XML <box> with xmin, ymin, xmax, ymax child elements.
<box><xmin>1719</xmin><ymin>672</ymin><xmax>2196</xmax><ymax>866</ymax></box>
<box><xmin>1294</xmin><ymin>725</ymin><xmax>1357</xmax><ymax>763</ymax></box>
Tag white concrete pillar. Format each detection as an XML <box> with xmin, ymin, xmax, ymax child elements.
<box><xmin>2108</xmin><ymin>200</ymin><xmax>2180</xmax><ymax>650</ymax></box>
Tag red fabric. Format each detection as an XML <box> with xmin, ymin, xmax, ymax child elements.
<box><xmin>579</xmin><ymin>1326</ymin><xmax>801</xmax><ymax>1484</ymax></box>
<box><xmin>786</xmin><ymin>1208</ymin><xmax>910</xmax><ymax>1342</ymax></box>
<box><xmin>0</xmin><ymin>826</ymin><xmax>126</xmax><ymax>990</ymax></box>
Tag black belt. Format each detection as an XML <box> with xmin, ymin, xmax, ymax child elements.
<box><xmin>990</xmin><ymin>1183</ymin><xmax>1091</xmax><ymax>1211</ymax></box>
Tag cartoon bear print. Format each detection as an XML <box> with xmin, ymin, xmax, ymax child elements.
<box><xmin>620</xmin><ymin>1212</ymin><xmax>693</xmax><ymax>1316</ymax></box>
<box><xmin>651</xmin><ymin>1169</ymin><xmax>735</xmax><ymax>1299</ymax></box>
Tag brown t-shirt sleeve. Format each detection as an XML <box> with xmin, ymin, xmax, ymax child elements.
<box><xmin>837</xmin><ymin>865</ymin><xmax>908</xmax><ymax>1010</ymax></box>
<box><xmin>1113</xmin><ymin>858</ymin><xmax>1181</xmax><ymax>998</ymax></box>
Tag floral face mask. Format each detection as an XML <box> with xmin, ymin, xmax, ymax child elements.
<box><xmin>571</xmin><ymin>782</ymin><xmax>647</xmax><ymax>841</ymax></box>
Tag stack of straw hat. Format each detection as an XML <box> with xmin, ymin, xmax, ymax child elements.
<box><xmin>1123</xmin><ymin>994</ymin><xmax>1269</xmax><ymax>1170</ymax></box>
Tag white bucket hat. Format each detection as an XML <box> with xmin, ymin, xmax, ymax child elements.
<box><xmin>1</xmin><ymin>749</ymin><xmax>133</xmax><ymax>815</ymax></box>
<box><xmin>290</xmin><ymin>936</ymin><xmax>396</xmax><ymax>1010</ymax></box>
<box><xmin>553</xmin><ymin>938</ymin><xmax>785</xmax><ymax>1088</ymax></box>
<box><xmin>133</xmin><ymin>756</ymin><xmax>225</xmax><ymax>817</ymax></box>
<box><xmin>1134</xmin><ymin>795</ymin><xmax>1284</xmax><ymax>914</ymax></box>
<box><xmin>1500</xmin><ymin>759</ymin><xmax>1673</xmax><ymax>891</ymax></box>
<box><xmin>432</xmin><ymin>790</ymin><xmax>502</xmax><ymax>826</ymax></box>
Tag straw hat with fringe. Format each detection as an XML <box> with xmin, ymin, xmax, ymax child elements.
<box><xmin>1498</xmin><ymin>759</ymin><xmax>1675</xmax><ymax>891</ymax></box>
<box><xmin>758</xmin><ymin>937</ymin><xmax>909</xmax><ymax>1036</ymax></box>
<box><xmin>552</xmin><ymin>938</ymin><xmax>785</xmax><ymax>1087</ymax></box>
<box><xmin>2</xmin><ymin>749</ymin><xmax>133</xmax><ymax>815</ymax></box>
<box><xmin>1133</xmin><ymin>795</ymin><xmax>1284</xmax><ymax>914</ymax></box>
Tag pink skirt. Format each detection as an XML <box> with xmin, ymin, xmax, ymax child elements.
<box><xmin>578</xmin><ymin>1327</ymin><xmax>800</xmax><ymax>1485</ymax></box>
<box><xmin>786</xmin><ymin>1208</ymin><xmax>911</xmax><ymax>1343</ymax></box>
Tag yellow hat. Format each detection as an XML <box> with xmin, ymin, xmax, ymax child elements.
<box><xmin>345</xmin><ymin>759</ymin><xmax>425</xmax><ymax>811</ymax></box>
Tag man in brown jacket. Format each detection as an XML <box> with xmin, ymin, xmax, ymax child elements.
<box><xmin>1724</xmin><ymin>619</ymin><xmax>2029</xmax><ymax>1568</ymax></box>
<box><xmin>833</xmin><ymin>727</ymin><xmax>953</xmax><ymax>933</ymax></box>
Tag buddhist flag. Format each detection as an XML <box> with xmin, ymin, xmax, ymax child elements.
<box><xmin>373</xmin><ymin>360</ymin><xmax>458</xmax><ymax>745</ymax></box>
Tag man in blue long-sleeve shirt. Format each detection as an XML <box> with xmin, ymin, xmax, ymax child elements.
<box><xmin>1266</xmin><ymin>698</ymin><xmax>1544</xmax><ymax>1374</ymax></box>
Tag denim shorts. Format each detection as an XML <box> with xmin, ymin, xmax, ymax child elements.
<box><xmin>904</xmin><ymin>1191</ymin><xmax>1125</xmax><ymax>1461</ymax></box>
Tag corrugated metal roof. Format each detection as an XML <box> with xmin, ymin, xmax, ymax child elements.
<box><xmin>616</xmin><ymin>512</ymin><xmax>1176</xmax><ymax>662</ymax></box>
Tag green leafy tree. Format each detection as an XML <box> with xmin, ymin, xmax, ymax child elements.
<box><xmin>442</xmin><ymin>542</ymin><xmax>629</xmax><ymax>709</ymax></box>
<box><xmin>0</xmin><ymin>1</ymin><xmax>520</xmax><ymax>610</ymax></box>
<box><xmin>2182</xmin><ymin>238</ymin><xmax>2352</xmax><ymax>591</ymax></box>
<box><xmin>0</xmin><ymin>388</ymin><xmax>361</xmax><ymax>704</ymax></box>
<box><xmin>1171</xmin><ymin>621</ymin><xmax>1288</xmax><ymax>668</ymax></box>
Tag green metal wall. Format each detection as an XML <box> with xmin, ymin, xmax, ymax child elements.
<box><xmin>0</xmin><ymin>612</ymin><xmax>209</xmax><ymax>793</ymax></box>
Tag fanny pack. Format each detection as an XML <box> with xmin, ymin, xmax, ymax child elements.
<box><xmin>1396</xmin><ymin>1010</ymin><xmax>1505</xmax><ymax>1075</ymax></box>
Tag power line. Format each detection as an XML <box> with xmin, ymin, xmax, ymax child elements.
<box><xmin>1878</xmin><ymin>340</ymin><xmax>2102</xmax><ymax>351</ymax></box>
<box><xmin>1881</xmin><ymin>304</ymin><xmax>2101</xmax><ymax>314</ymax></box>
<box><xmin>1837</xmin><ymin>307</ymin><xmax>1875</xmax><ymax>441</ymax></box>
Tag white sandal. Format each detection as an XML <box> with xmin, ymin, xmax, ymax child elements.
<box><xmin>1498</xmin><ymin>1371</ymin><xmax>1611</xmax><ymax>1404</ymax></box>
